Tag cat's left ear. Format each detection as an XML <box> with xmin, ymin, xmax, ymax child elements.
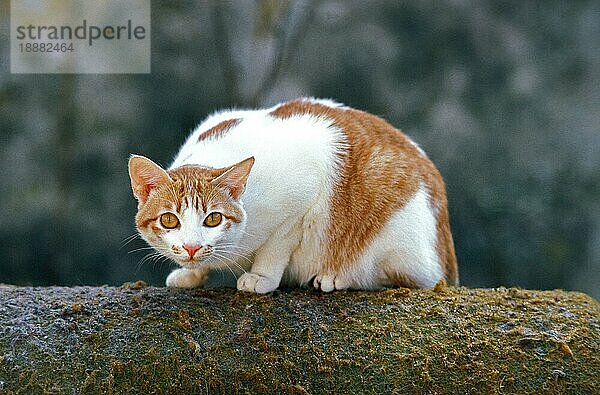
<box><xmin>128</xmin><ymin>155</ymin><xmax>172</xmax><ymax>204</ymax></box>
<box><xmin>212</xmin><ymin>157</ymin><xmax>255</xmax><ymax>200</ymax></box>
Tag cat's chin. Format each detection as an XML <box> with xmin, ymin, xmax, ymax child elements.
<box><xmin>175</xmin><ymin>261</ymin><xmax>207</xmax><ymax>270</ymax></box>
<box><xmin>173</xmin><ymin>256</ymin><xmax>213</xmax><ymax>270</ymax></box>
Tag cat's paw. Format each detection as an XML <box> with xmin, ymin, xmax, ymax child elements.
<box><xmin>314</xmin><ymin>273</ymin><xmax>349</xmax><ymax>292</ymax></box>
<box><xmin>237</xmin><ymin>272</ymin><xmax>278</xmax><ymax>294</ymax></box>
<box><xmin>166</xmin><ymin>268</ymin><xmax>208</xmax><ymax>288</ymax></box>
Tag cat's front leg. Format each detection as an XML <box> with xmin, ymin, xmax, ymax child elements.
<box><xmin>237</xmin><ymin>222</ymin><xmax>301</xmax><ymax>294</ymax></box>
<box><xmin>166</xmin><ymin>267</ymin><xmax>209</xmax><ymax>288</ymax></box>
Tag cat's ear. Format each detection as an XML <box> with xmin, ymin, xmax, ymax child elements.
<box><xmin>128</xmin><ymin>155</ymin><xmax>172</xmax><ymax>204</ymax></box>
<box><xmin>212</xmin><ymin>157</ymin><xmax>255</xmax><ymax>200</ymax></box>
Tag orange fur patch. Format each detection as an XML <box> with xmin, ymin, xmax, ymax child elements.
<box><xmin>197</xmin><ymin>118</ymin><xmax>241</xmax><ymax>142</ymax></box>
<box><xmin>386</xmin><ymin>270</ymin><xmax>420</xmax><ymax>289</ymax></box>
<box><xmin>270</xmin><ymin>100</ymin><xmax>458</xmax><ymax>285</ymax></box>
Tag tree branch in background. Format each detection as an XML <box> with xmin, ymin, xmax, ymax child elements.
<box><xmin>211</xmin><ymin>1</ymin><xmax>240</xmax><ymax>104</ymax></box>
<box><xmin>251</xmin><ymin>0</ymin><xmax>318</xmax><ymax>105</ymax></box>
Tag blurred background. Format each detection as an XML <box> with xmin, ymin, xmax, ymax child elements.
<box><xmin>1</xmin><ymin>1</ymin><xmax>598</xmax><ymax>298</ymax></box>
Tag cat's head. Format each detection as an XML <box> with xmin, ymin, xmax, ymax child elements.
<box><xmin>128</xmin><ymin>155</ymin><xmax>254</xmax><ymax>269</ymax></box>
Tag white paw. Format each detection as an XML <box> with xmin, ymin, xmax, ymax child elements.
<box><xmin>314</xmin><ymin>273</ymin><xmax>349</xmax><ymax>292</ymax></box>
<box><xmin>166</xmin><ymin>268</ymin><xmax>208</xmax><ymax>288</ymax></box>
<box><xmin>237</xmin><ymin>272</ymin><xmax>278</xmax><ymax>294</ymax></box>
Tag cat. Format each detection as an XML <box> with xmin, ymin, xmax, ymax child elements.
<box><xmin>128</xmin><ymin>98</ymin><xmax>458</xmax><ymax>293</ymax></box>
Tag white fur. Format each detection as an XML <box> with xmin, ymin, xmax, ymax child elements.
<box><xmin>325</xmin><ymin>184</ymin><xmax>442</xmax><ymax>290</ymax></box>
<box><xmin>304</xmin><ymin>97</ymin><xmax>349</xmax><ymax>109</ymax></box>
<box><xmin>166</xmin><ymin>267</ymin><xmax>208</xmax><ymax>288</ymax></box>
<box><xmin>164</xmin><ymin>99</ymin><xmax>442</xmax><ymax>292</ymax></box>
<box><xmin>378</xmin><ymin>185</ymin><xmax>443</xmax><ymax>287</ymax></box>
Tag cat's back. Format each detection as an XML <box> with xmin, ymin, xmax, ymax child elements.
<box><xmin>171</xmin><ymin>98</ymin><xmax>441</xmax><ymax>207</ymax></box>
<box><xmin>171</xmin><ymin>98</ymin><xmax>428</xmax><ymax>185</ymax></box>
<box><xmin>171</xmin><ymin>99</ymin><xmax>347</xmax><ymax>172</ymax></box>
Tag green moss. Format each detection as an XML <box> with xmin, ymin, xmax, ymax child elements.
<box><xmin>0</xmin><ymin>285</ymin><xmax>598</xmax><ymax>394</ymax></box>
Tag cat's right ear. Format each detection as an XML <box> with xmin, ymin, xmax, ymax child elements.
<box><xmin>128</xmin><ymin>155</ymin><xmax>172</xmax><ymax>204</ymax></box>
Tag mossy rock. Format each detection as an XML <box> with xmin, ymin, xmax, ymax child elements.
<box><xmin>0</xmin><ymin>283</ymin><xmax>598</xmax><ymax>394</ymax></box>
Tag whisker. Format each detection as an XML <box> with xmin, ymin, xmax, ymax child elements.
<box><xmin>216</xmin><ymin>241</ymin><xmax>253</xmax><ymax>250</ymax></box>
<box><xmin>134</xmin><ymin>247</ymin><xmax>174</xmax><ymax>275</ymax></box>
<box><xmin>127</xmin><ymin>246</ymin><xmax>158</xmax><ymax>254</ymax></box>
<box><xmin>121</xmin><ymin>233</ymin><xmax>141</xmax><ymax>247</ymax></box>
<box><xmin>214</xmin><ymin>245</ymin><xmax>252</xmax><ymax>256</ymax></box>
<box><xmin>136</xmin><ymin>252</ymin><xmax>159</xmax><ymax>273</ymax></box>
<box><xmin>212</xmin><ymin>242</ymin><xmax>251</xmax><ymax>252</ymax></box>
<box><xmin>213</xmin><ymin>249</ymin><xmax>253</xmax><ymax>266</ymax></box>
<box><xmin>136</xmin><ymin>254</ymin><xmax>152</xmax><ymax>274</ymax></box>
<box><xmin>211</xmin><ymin>251</ymin><xmax>247</xmax><ymax>276</ymax></box>
<box><xmin>239</xmin><ymin>229</ymin><xmax>255</xmax><ymax>236</ymax></box>
<box><xmin>211</xmin><ymin>253</ymin><xmax>242</xmax><ymax>281</ymax></box>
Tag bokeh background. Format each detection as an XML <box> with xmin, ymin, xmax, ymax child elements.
<box><xmin>1</xmin><ymin>1</ymin><xmax>599</xmax><ymax>298</ymax></box>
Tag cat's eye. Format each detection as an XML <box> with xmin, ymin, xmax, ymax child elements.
<box><xmin>160</xmin><ymin>212</ymin><xmax>179</xmax><ymax>229</ymax></box>
<box><xmin>204</xmin><ymin>212</ymin><xmax>222</xmax><ymax>227</ymax></box>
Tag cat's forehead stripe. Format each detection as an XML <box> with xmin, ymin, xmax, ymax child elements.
<box><xmin>150</xmin><ymin>167</ymin><xmax>245</xmax><ymax>223</ymax></box>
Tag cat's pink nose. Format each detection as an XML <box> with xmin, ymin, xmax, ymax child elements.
<box><xmin>183</xmin><ymin>244</ymin><xmax>201</xmax><ymax>258</ymax></box>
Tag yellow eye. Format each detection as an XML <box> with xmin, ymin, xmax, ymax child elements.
<box><xmin>204</xmin><ymin>212</ymin><xmax>222</xmax><ymax>227</ymax></box>
<box><xmin>160</xmin><ymin>212</ymin><xmax>179</xmax><ymax>229</ymax></box>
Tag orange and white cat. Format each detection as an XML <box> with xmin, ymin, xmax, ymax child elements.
<box><xmin>128</xmin><ymin>98</ymin><xmax>458</xmax><ymax>293</ymax></box>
